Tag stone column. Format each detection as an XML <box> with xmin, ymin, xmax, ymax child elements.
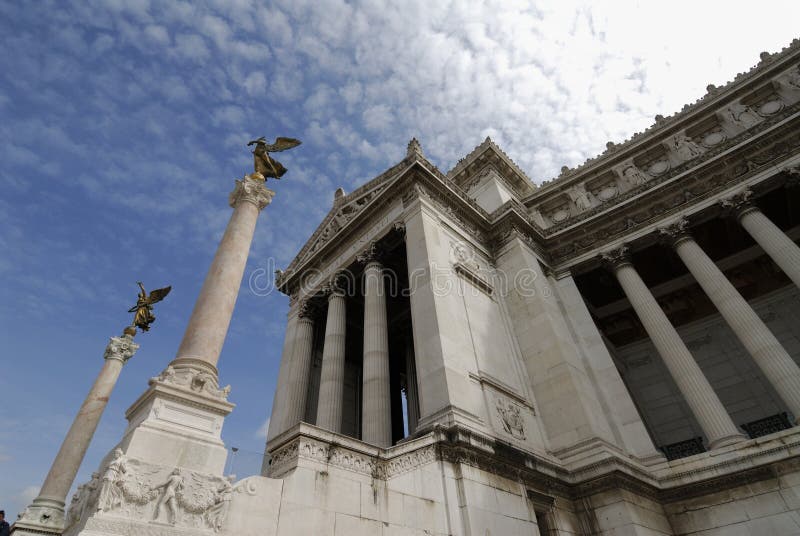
<box><xmin>405</xmin><ymin>338</ymin><xmax>420</xmax><ymax>436</ymax></box>
<box><xmin>171</xmin><ymin>175</ymin><xmax>274</xmax><ymax>377</ymax></box>
<box><xmin>265</xmin><ymin>305</ymin><xmax>299</xmax><ymax>445</ymax></box>
<box><xmin>359</xmin><ymin>243</ymin><xmax>393</xmax><ymax>447</ymax></box>
<box><xmin>721</xmin><ymin>188</ymin><xmax>800</xmax><ymax>289</ymax></box>
<box><xmin>13</xmin><ymin>330</ymin><xmax>139</xmax><ymax>536</ymax></box>
<box><xmin>282</xmin><ymin>300</ymin><xmax>315</xmax><ymax>430</ymax></box>
<box><xmin>316</xmin><ymin>285</ymin><xmax>347</xmax><ymax>433</ymax></box>
<box><xmin>602</xmin><ymin>247</ymin><xmax>745</xmax><ymax>448</ymax></box>
<box><xmin>662</xmin><ymin>218</ymin><xmax>800</xmax><ymax>422</ymax></box>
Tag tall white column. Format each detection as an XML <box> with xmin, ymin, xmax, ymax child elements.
<box><xmin>265</xmin><ymin>306</ymin><xmax>299</xmax><ymax>445</ymax></box>
<box><xmin>602</xmin><ymin>247</ymin><xmax>745</xmax><ymax>448</ymax></box>
<box><xmin>13</xmin><ymin>330</ymin><xmax>139</xmax><ymax>536</ymax></box>
<box><xmin>359</xmin><ymin>244</ymin><xmax>392</xmax><ymax>447</ymax></box>
<box><xmin>662</xmin><ymin>218</ymin><xmax>800</xmax><ymax>422</ymax></box>
<box><xmin>171</xmin><ymin>175</ymin><xmax>274</xmax><ymax>377</ymax></box>
<box><xmin>316</xmin><ymin>287</ymin><xmax>347</xmax><ymax>433</ymax></box>
<box><xmin>721</xmin><ymin>188</ymin><xmax>800</xmax><ymax>289</ymax></box>
<box><xmin>282</xmin><ymin>301</ymin><xmax>316</xmax><ymax>431</ymax></box>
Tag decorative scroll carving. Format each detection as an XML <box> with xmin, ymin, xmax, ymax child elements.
<box><xmin>104</xmin><ymin>333</ymin><xmax>139</xmax><ymax>363</ymax></box>
<box><xmin>150</xmin><ymin>366</ymin><xmax>231</xmax><ymax>400</ymax></box>
<box><xmin>600</xmin><ymin>246</ymin><xmax>631</xmax><ymax>269</ymax></box>
<box><xmin>296</xmin><ymin>299</ymin><xmax>316</xmax><ymax>320</ymax></box>
<box><xmin>658</xmin><ymin>217</ymin><xmax>691</xmax><ymax>245</ymax></box>
<box><xmin>356</xmin><ymin>240</ymin><xmax>384</xmax><ymax>265</ymax></box>
<box><xmin>719</xmin><ymin>187</ymin><xmax>754</xmax><ymax>216</ymax></box>
<box><xmin>228</xmin><ymin>176</ymin><xmax>275</xmax><ymax>211</ymax></box>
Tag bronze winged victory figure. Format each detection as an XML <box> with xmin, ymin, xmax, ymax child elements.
<box><xmin>247</xmin><ymin>136</ymin><xmax>302</xmax><ymax>179</ymax></box>
<box><xmin>128</xmin><ymin>282</ymin><xmax>172</xmax><ymax>332</ymax></box>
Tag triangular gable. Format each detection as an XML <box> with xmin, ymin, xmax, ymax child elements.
<box><xmin>447</xmin><ymin>137</ymin><xmax>536</xmax><ymax>198</ymax></box>
<box><xmin>284</xmin><ymin>159</ymin><xmax>408</xmax><ymax>273</ymax></box>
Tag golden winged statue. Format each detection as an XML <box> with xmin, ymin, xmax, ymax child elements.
<box><xmin>247</xmin><ymin>136</ymin><xmax>302</xmax><ymax>179</ymax></box>
<box><xmin>128</xmin><ymin>282</ymin><xmax>172</xmax><ymax>332</ymax></box>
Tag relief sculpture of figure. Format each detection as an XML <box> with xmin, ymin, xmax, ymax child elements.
<box><xmin>670</xmin><ymin>133</ymin><xmax>704</xmax><ymax>161</ymax></box>
<box><xmin>783</xmin><ymin>64</ymin><xmax>800</xmax><ymax>91</ymax></box>
<box><xmin>97</xmin><ymin>449</ymin><xmax>128</xmax><ymax>513</ymax></box>
<box><xmin>205</xmin><ymin>475</ymin><xmax>235</xmax><ymax>532</ymax></box>
<box><xmin>67</xmin><ymin>472</ymin><xmax>100</xmax><ymax>526</ymax></box>
<box><xmin>153</xmin><ymin>469</ymin><xmax>184</xmax><ymax>525</ymax></box>
<box><xmin>621</xmin><ymin>165</ymin><xmax>650</xmax><ymax>186</ymax></box>
<box><xmin>724</xmin><ymin>102</ymin><xmax>760</xmax><ymax>128</ymax></box>
<box><xmin>247</xmin><ymin>136</ymin><xmax>302</xmax><ymax>180</ymax></box>
<box><xmin>128</xmin><ymin>282</ymin><xmax>171</xmax><ymax>332</ymax></box>
<box><xmin>566</xmin><ymin>184</ymin><xmax>593</xmax><ymax>211</ymax></box>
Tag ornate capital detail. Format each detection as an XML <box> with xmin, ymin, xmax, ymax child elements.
<box><xmin>296</xmin><ymin>299</ymin><xmax>316</xmax><ymax>320</ymax></box>
<box><xmin>104</xmin><ymin>333</ymin><xmax>139</xmax><ymax>364</ymax></box>
<box><xmin>719</xmin><ymin>188</ymin><xmax>756</xmax><ymax>218</ymax></box>
<box><xmin>600</xmin><ymin>245</ymin><xmax>632</xmax><ymax>270</ymax></box>
<box><xmin>356</xmin><ymin>241</ymin><xmax>384</xmax><ymax>266</ymax></box>
<box><xmin>149</xmin><ymin>365</ymin><xmax>231</xmax><ymax>400</ymax></box>
<box><xmin>658</xmin><ymin>217</ymin><xmax>692</xmax><ymax>246</ymax></box>
<box><xmin>229</xmin><ymin>176</ymin><xmax>275</xmax><ymax>211</ymax></box>
<box><xmin>322</xmin><ymin>271</ymin><xmax>350</xmax><ymax>298</ymax></box>
<box><xmin>392</xmin><ymin>221</ymin><xmax>406</xmax><ymax>237</ymax></box>
<box><xmin>785</xmin><ymin>164</ymin><xmax>800</xmax><ymax>187</ymax></box>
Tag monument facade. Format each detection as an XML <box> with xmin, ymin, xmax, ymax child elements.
<box><xmin>25</xmin><ymin>41</ymin><xmax>800</xmax><ymax>536</ymax></box>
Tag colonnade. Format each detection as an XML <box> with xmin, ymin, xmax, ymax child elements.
<box><xmin>271</xmin><ymin>245</ymin><xmax>397</xmax><ymax>448</ymax></box>
<box><xmin>603</xmin><ymin>188</ymin><xmax>800</xmax><ymax>450</ymax></box>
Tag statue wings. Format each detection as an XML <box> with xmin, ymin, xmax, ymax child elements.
<box><xmin>147</xmin><ymin>286</ymin><xmax>172</xmax><ymax>304</ymax></box>
<box><xmin>247</xmin><ymin>136</ymin><xmax>302</xmax><ymax>153</ymax></box>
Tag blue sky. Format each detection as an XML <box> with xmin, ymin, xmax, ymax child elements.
<box><xmin>1</xmin><ymin>0</ymin><xmax>799</xmax><ymax>520</ymax></box>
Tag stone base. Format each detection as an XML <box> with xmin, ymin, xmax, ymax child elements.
<box><xmin>11</xmin><ymin>497</ymin><xmax>65</xmax><ymax>536</ymax></box>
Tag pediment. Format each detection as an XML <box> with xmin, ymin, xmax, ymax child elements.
<box><xmin>284</xmin><ymin>160</ymin><xmax>408</xmax><ymax>274</ymax></box>
<box><xmin>448</xmin><ymin>137</ymin><xmax>537</xmax><ymax>199</ymax></box>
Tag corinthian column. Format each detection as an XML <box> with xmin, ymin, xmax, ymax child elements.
<box><xmin>13</xmin><ymin>329</ymin><xmax>139</xmax><ymax>536</ymax></box>
<box><xmin>171</xmin><ymin>175</ymin><xmax>274</xmax><ymax>377</ymax></box>
<box><xmin>602</xmin><ymin>247</ymin><xmax>745</xmax><ymax>448</ymax></box>
<box><xmin>359</xmin><ymin>243</ymin><xmax>392</xmax><ymax>447</ymax></box>
<box><xmin>316</xmin><ymin>282</ymin><xmax>348</xmax><ymax>433</ymax></box>
<box><xmin>662</xmin><ymin>218</ymin><xmax>800</xmax><ymax>422</ymax></box>
<box><xmin>282</xmin><ymin>300</ymin><xmax>316</xmax><ymax>430</ymax></box>
<box><xmin>721</xmin><ymin>188</ymin><xmax>800</xmax><ymax>289</ymax></box>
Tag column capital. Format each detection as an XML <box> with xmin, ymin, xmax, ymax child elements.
<box><xmin>322</xmin><ymin>271</ymin><xmax>351</xmax><ymax>299</ymax></box>
<box><xmin>600</xmin><ymin>245</ymin><xmax>632</xmax><ymax>270</ymax></box>
<box><xmin>297</xmin><ymin>299</ymin><xmax>316</xmax><ymax>321</ymax></box>
<box><xmin>719</xmin><ymin>188</ymin><xmax>757</xmax><ymax>220</ymax></box>
<box><xmin>658</xmin><ymin>217</ymin><xmax>692</xmax><ymax>247</ymax></box>
<box><xmin>229</xmin><ymin>175</ymin><xmax>275</xmax><ymax>211</ymax></box>
<box><xmin>103</xmin><ymin>331</ymin><xmax>140</xmax><ymax>364</ymax></box>
<box><xmin>356</xmin><ymin>241</ymin><xmax>385</xmax><ymax>266</ymax></box>
<box><xmin>784</xmin><ymin>164</ymin><xmax>800</xmax><ymax>188</ymax></box>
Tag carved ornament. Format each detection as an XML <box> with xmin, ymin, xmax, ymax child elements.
<box><xmin>228</xmin><ymin>176</ymin><xmax>275</xmax><ymax>211</ymax></box>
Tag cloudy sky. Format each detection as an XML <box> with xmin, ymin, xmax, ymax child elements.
<box><xmin>1</xmin><ymin>0</ymin><xmax>799</xmax><ymax>520</ymax></box>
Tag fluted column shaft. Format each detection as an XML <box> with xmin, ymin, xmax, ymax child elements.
<box><xmin>670</xmin><ymin>231</ymin><xmax>800</xmax><ymax>421</ymax></box>
<box><xmin>362</xmin><ymin>260</ymin><xmax>392</xmax><ymax>447</ymax></box>
<box><xmin>737</xmin><ymin>206</ymin><xmax>800</xmax><ymax>289</ymax></box>
<box><xmin>316</xmin><ymin>292</ymin><xmax>347</xmax><ymax>432</ymax></box>
<box><xmin>22</xmin><ymin>332</ymin><xmax>138</xmax><ymax>529</ymax></box>
<box><xmin>172</xmin><ymin>176</ymin><xmax>273</xmax><ymax>374</ymax></box>
<box><xmin>283</xmin><ymin>311</ymin><xmax>315</xmax><ymax>430</ymax></box>
<box><xmin>266</xmin><ymin>311</ymin><xmax>299</xmax><ymax>443</ymax></box>
<box><xmin>606</xmin><ymin>251</ymin><xmax>744</xmax><ymax>447</ymax></box>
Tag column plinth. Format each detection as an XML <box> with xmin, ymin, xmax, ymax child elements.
<box><xmin>662</xmin><ymin>218</ymin><xmax>800</xmax><ymax>423</ymax></box>
<box><xmin>360</xmin><ymin>252</ymin><xmax>392</xmax><ymax>447</ymax></box>
<box><xmin>316</xmin><ymin>288</ymin><xmax>347</xmax><ymax>433</ymax></box>
<box><xmin>13</xmin><ymin>331</ymin><xmax>139</xmax><ymax>536</ymax></box>
<box><xmin>602</xmin><ymin>247</ymin><xmax>745</xmax><ymax>449</ymax></box>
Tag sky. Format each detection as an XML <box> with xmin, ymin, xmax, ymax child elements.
<box><xmin>1</xmin><ymin>0</ymin><xmax>799</xmax><ymax>521</ymax></box>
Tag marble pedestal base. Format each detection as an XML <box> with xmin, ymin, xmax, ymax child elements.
<box><xmin>62</xmin><ymin>365</ymin><xmax>236</xmax><ymax>536</ymax></box>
